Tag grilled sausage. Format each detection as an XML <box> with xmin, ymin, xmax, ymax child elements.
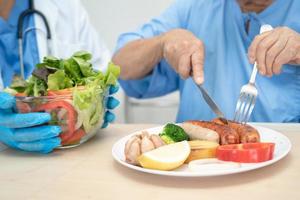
<box><xmin>212</xmin><ymin>118</ymin><xmax>260</xmax><ymax>143</ymax></box>
<box><xmin>186</xmin><ymin>121</ymin><xmax>240</xmax><ymax>145</ymax></box>
<box><xmin>181</xmin><ymin>122</ymin><xmax>220</xmax><ymax>143</ymax></box>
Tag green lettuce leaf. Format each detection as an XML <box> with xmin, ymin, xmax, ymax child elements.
<box><xmin>42</xmin><ymin>56</ymin><xmax>63</xmax><ymax>69</ymax></box>
<box><xmin>71</xmin><ymin>62</ymin><xmax>120</xmax><ymax>132</ymax></box>
<box><xmin>9</xmin><ymin>76</ymin><xmax>28</xmax><ymax>93</ymax></box>
<box><xmin>63</xmin><ymin>59</ymin><xmax>83</xmax><ymax>82</ymax></box>
<box><xmin>104</xmin><ymin>62</ymin><xmax>121</xmax><ymax>85</ymax></box>
<box><xmin>72</xmin><ymin>57</ymin><xmax>95</xmax><ymax>77</ymax></box>
<box><xmin>47</xmin><ymin>70</ymin><xmax>73</xmax><ymax>91</ymax></box>
<box><xmin>73</xmin><ymin>51</ymin><xmax>92</xmax><ymax>61</ymax></box>
<box><xmin>73</xmin><ymin>81</ymin><xmax>104</xmax><ymax>132</ymax></box>
<box><xmin>23</xmin><ymin>76</ymin><xmax>47</xmax><ymax>97</ymax></box>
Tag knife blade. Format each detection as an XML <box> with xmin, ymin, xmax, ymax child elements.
<box><xmin>196</xmin><ymin>84</ymin><xmax>228</xmax><ymax>123</ymax></box>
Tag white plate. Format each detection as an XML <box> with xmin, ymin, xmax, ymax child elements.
<box><xmin>112</xmin><ymin>125</ymin><xmax>291</xmax><ymax>177</ymax></box>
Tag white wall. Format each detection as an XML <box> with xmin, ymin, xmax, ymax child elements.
<box><xmin>81</xmin><ymin>0</ymin><xmax>173</xmax><ymax>50</ymax></box>
<box><xmin>82</xmin><ymin>0</ymin><xmax>179</xmax><ymax>124</ymax></box>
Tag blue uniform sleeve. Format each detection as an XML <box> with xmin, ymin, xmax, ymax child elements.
<box><xmin>116</xmin><ymin>0</ymin><xmax>193</xmax><ymax>99</ymax></box>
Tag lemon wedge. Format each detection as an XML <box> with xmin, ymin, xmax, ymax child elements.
<box><xmin>138</xmin><ymin>141</ymin><xmax>190</xmax><ymax>171</ymax></box>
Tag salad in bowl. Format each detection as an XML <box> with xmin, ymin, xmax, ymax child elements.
<box><xmin>6</xmin><ymin>51</ymin><xmax>120</xmax><ymax>147</ymax></box>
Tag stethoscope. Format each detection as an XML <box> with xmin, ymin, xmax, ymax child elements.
<box><xmin>17</xmin><ymin>0</ymin><xmax>52</xmax><ymax>79</ymax></box>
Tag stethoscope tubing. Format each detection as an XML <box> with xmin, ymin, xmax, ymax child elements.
<box><xmin>17</xmin><ymin>0</ymin><xmax>52</xmax><ymax>79</ymax></box>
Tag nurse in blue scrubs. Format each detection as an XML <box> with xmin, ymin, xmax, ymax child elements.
<box><xmin>113</xmin><ymin>0</ymin><xmax>300</xmax><ymax>123</ymax></box>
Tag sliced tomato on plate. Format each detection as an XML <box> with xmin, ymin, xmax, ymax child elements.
<box><xmin>216</xmin><ymin>143</ymin><xmax>275</xmax><ymax>163</ymax></box>
<box><xmin>33</xmin><ymin>100</ymin><xmax>78</xmax><ymax>143</ymax></box>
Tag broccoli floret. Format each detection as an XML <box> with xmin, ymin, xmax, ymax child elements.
<box><xmin>159</xmin><ymin>135</ymin><xmax>175</xmax><ymax>144</ymax></box>
<box><xmin>159</xmin><ymin>123</ymin><xmax>189</xmax><ymax>144</ymax></box>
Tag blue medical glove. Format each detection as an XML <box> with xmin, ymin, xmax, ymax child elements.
<box><xmin>0</xmin><ymin>92</ymin><xmax>61</xmax><ymax>153</ymax></box>
<box><xmin>102</xmin><ymin>85</ymin><xmax>120</xmax><ymax>128</ymax></box>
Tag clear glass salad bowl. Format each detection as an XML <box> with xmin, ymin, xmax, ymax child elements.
<box><xmin>15</xmin><ymin>89</ymin><xmax>108</xmax><ymax>148</ymax></box>
<box><xmin>8</xmin><ymin>51</ymin><xmax>120</xmax><ymax>149</ymax></box>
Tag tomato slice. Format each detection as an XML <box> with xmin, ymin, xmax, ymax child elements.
<box><xmin>47</xmin><ymin>89</ymin><xmax>72</xmax><ymax>96</ymax></box>
<box><xmin>62</xmin><ymin>129</ymin><xmax>86</xmax><ymax>146</ymax></box>
<box><xmin>15</xmin><ymin>92</ymin><xmax>26</xmax><ymax>97</ymax></box>
<box><xmin>16</xmin><ymin>101</ymin><xmax>32</xmax><ymax>113</ymax></box>
<box><xmin>216</xmin><ymin>143</ymin><xmax>275</xmax><ymax>163</ymax></box>
<box><xmin>33</xmin><ymin>100</ymin><xmax>77</xmax><ymax>143</ymax></box>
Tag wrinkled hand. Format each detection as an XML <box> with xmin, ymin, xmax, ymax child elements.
<box><xmin>248</xmin><ymin>27</ymin><xmax>300</xmax><ymax>76</ymax></box>
<box><xmin>0</xmin><ymin>92</ymin><xmax>61</xmax><ymax>153</ymax></box>
<box><xmin>101</xmin><ymin>85</ymin><xmax>120</xmax><ymax>128</ymax></box>
<box><xmin>161</xmin><ymin>29</ymin><xmax>205</xmax><ymax>84</ymax></box>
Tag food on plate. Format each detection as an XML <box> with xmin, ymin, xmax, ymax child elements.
<box><xmin>186</xmin><ymin>121</ymin><xmax>239</xmax><ymax>145</ymax></box>
<box><xmin>123</xmin><ymin>120</ymin><xmax>274</xmax><ymax>170</ymax></box>
<box><xmin>150</xmin><ymin>134</ymin><xmax>166</xmax><ymax>148</ymax></box>
<box><xmin>216</xmin><ymin>143</ymin><xmax>275</xmax><ymax>163</ymax></box>
<box><xmin>125</xmin><ymin>136</ymin><xmax>141</xmax><ymax>165</ymax></box>
<box><xmin>141</xmin><ymin>133</ymin><xmax>156</xmax><ymax>153</ymax></box>
<box><xmin>185</xmin><ymin>140</ymin><xmax>219</xmax><ymax>163</ymax></box>
<box><xmin>125</xmin><ymin>132</ymin><xmax>165</xmax><ymax>165</ymax></box>
<box><xmin>188</xmin><ymin>158</ymin><xmax>241</xmax><ymax>172</ymax></box>
<box><xmin>159</xmin><ymin>123</ymin><xmax>189</xmax><ymax>144</ymax></box>
<box><xmin>7</xmin><ymin>51</ymin><xmax>120</xmax><ymax>146</ymax></box>
<box><xmin>181</xmin><ymin>122</ymin><xmax>219</xmax><ymax>143</ymax></box>
<box><xmin>138</xmin><ymin>141</ymin><xmax>190</xmax><ymax>171</ymax></box>
<box><xmin>213</xmin><ymin>118</ymin><xmax>260</xmax><ymax>143</ymax></box>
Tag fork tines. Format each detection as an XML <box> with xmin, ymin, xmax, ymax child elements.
<box><xmin>233</xmin><ymin>87</ymin><xmax>257</xmax><ymax>124</ymax></box>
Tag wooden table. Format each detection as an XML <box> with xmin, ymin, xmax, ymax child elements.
<box><xmin>0</xmin><ymin>123</ymin><xmax>299</xmax><ymax>200</ymax></box>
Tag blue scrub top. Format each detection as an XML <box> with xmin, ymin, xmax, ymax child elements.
<box><xmin>0</xmin><ymin>0</ymin><xmax>39</xmax><ymax>87</ymax></box>
<box><xmin>117</xmin><ymin>0</ymin><xmax>300</xmax><ymax>123</ymax></box>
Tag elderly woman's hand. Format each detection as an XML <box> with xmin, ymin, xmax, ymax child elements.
<box><xmin>161</xmin><ymin>29</ymin><xmax>205</xmax><ymax>84</ymax></box>
<box><xmin>248</xmin><ymin>27</ymin><xmax>300</xmax><ymax>76</ymax></box>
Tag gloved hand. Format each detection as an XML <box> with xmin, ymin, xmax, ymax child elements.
<box><xmin>0</xmin><ymin>92</ymin><xmax>61</xmax><ymax>153</ymax></box>
<box><xmin>102</xmin><ymin>85</ymin><xmax>120</xmax><ymax>128</ymax></box>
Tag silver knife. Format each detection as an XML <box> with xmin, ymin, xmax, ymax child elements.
<box><xmin>196</xmin><ymin>84</ymin><xmax>228</xmax><ymax>123</ymax></box>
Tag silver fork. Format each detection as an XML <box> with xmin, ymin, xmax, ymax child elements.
<box><xmin>233</xmin><ymin>62</ymin><xmax>258</xmax><ymax>124</ymax></box>
<box><xmin>233</xmin><ymin>24</ymin><xmax>273</xmax><ymax>124</ymax></box>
